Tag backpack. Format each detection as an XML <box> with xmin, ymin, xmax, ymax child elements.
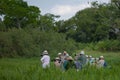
<box><xmin>104</xmin><ymin>61</ymin><xmax>107</xmax><ymax>67</ymax></box>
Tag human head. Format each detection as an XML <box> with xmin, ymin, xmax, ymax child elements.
<box><xmin>95</xmin><ymin>57</ymin><xmax>99</xmax><ymax>61</ymax></box>
<box><xmin>63</xmin><ymin>51</ymin><xmax>67</xmax><ymax>55</ymax></box>
<box><xmin>100</xmin><ymin>56</ymin><xmax>104</xmax><ymax>59</ymax></box>
<box><xmin>43</xmin><ymin>50</ymin><xmax>48</xmax><ymax>55</ymax></box>
<box><xmin>55</xmin><ymin>57</ymin><xmax>60</xmax><ymax>60</ymax></box>
<box><xmin>63</xmin><ymin>51</ymin><xmax>67</xmax><ymax>53</ymax></box>
<box><xmin>86</xmin><ymin>55</ymin><xmax>88</xmax><ymax>58</ymax></box>
<box><xmin>80</xmin><ymin>50</ymin><xmax>84</xmax><ymax>55</ymax></box>
<box><xmin>58</xmin><ymin>53</ymin><xmax>62</xmax><ymax>56</ymax></box>
<box><xmin>89</xmin><ymin>55</ymin><xmax>92</xmax><ymax>58</ymax></box>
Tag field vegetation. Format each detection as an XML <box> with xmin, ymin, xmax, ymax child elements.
<box><xmin>0</xmin><ymin>51</ymin><xmax>120</xmax><ymax>80</ymax></box>
<box><xmin>0</xmin><ymin>0</ymin><xmax>120</xmax><ymax>80</ymax></box>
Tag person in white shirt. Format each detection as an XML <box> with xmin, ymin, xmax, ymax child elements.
<box><xmin>41</xmin><ymin>50</ymin><xmax>50</xmax><ymax>69</ymax></box>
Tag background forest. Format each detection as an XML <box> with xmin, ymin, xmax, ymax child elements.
<box><xmin>0</xmin><ymin>0</ymin><xmax>120</xmax><ymax>58</ymax></box>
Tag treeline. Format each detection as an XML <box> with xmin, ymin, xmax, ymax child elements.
<box><xmin>0</xmin><ymin>0</ymin><xmax>120</xmax><ymax>57</ymax></box>
<box><xmin>0</xmin><ymin>28</ymin><xmax>77</xmax><ymax>57</ymax></box>
<box><xmin>60</xmin><ymin>1</ymin><xmax>120</xmax><ymax>42</ymax></box>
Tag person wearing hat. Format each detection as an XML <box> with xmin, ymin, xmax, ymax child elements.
<box><xmin>85</xmin><ymin>55</ymin><xmax>89</xmax><ymax>64</ymax></box>
<box><xmin>88</xmin><ymin>55</ymin><xmax>93</xmax><ymax>65</ymax></box>
<box><xmin>41</xmin><ymin>50</ymin><xmax>50</xmax><ymax>69</ymax></box>
<box><xmin>58</xmin><ymin>53</ymin><xmax>62</xmax><ymax>61</ymax></box>
<box><xmin>59</xmin><ymin>51</ymin><xmax>69</xmax><ymax>70</ymax></box>
<box><xmin>54</xmin><ymin>57</ymin><xmax>61</xmax><ymax>68</ymax></box>
<box><xmin>80</xmin><ymin>51</ymin><xmax>87</xmax><ymax>65</ymax></box>
<box><xmin>77</xmin><ymin>50</ymin><xmax>87</xmax><ymax>68</ymax></box>
<box><xmin>74</xmin><ymin>53</ymin><xmax>82</xmax><ymax>71</ymax></box>
<box><xmin>97</xmin><ymin>56</ymin><xmax>105</xmax><ymax>68</ymax></box>
<box><xmin>94</xmin><ymin>57</ymin><xmax>99</xmax><ymax>66</ymax></box>
<box><xmin>63</xmin><ymin>56</ymin><xmax>75</xmax><ymax>71</ymax></box>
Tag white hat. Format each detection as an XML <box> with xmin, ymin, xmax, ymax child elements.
<box><xmin>55</xmin><ymin>57</ymin><xmax>60</xmax><ymax>60</ymax></box>
<box><xmin>43</xmin><ymin>50</ymin><xmax>48</xmax><ymax>55</ymax></box>
<box><xmin>95</xmin><ymin>58</ymin><xmax>99</xmax><ymax>60</ymax></box>
<box><xmin>80</xmin><ymin>51</ymin><xmax>84</xmax><ymax>54</ymax></box>
<box><xmin>63</xmin><ymin>51</ymin><xmax>67</xmax><ymax>54</ymax></box>
<box><xmin>58</xmin><ymin>53</ymin><xmax>62</xmax><ymax>55</ymax></box>
<box><xmin>86</xmin><ymin>55</ymin><xmax>88</xmax><ymax>57</ymax></box>
<box><xmin>92</xmin><ymin>58</ymin><xmax>95</xmax><ymax>60</ymax></box>
<box><xmin>100</xmin><ymin>56</ymin><xmax>104</xmax><ymax>58</ymax></box>
<box><xmin>89</xmin><ymin>55</ymin><xmax>92</xmax><ymax>58</ymax></box>
<box><xmin>67</xmin><ymin>56</ymin><xmax>73</xmax><ymax>60</ymax></box>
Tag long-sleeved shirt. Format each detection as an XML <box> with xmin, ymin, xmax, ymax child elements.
<box><xmin>41</xmin><ymin>55</ymin><xmax>50</xmax><ymax>64</ymax></box>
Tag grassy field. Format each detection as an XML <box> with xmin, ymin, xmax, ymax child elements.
<box><xmin>0</xmin><ymin>51</ymin><xmax>120</xmax><ymax>80</ymax></box>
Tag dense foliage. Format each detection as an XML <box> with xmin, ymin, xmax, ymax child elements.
<box><xmin>0</xmin><ymin>0</ymin><xmax>120</xmax><ymax>57</ymax></box>
<box><xmin>60</xmin><ymin>1</ymin><xmax>120</xmax><ymax>42</ymax></box>
<box><xmin>0</xmin><ymin>28</ymin><xmax>77</xmax><ymax>57</ymax></box>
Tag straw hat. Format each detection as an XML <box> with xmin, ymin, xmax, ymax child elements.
<box><xmin>67</xmin><ymin>56</ymin><xmax>73</xmax><ymax>60</ymax></box>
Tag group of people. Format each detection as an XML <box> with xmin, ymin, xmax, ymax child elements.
<box><xmin>40</xmin><ymin>50</ymin><xmax>107</xmax><ymax>71</ymax></box>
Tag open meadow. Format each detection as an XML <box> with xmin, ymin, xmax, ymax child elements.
<box><xmin>1</xmin><ymin>0</ymin><xmax>120</xmax><ymax>80</ymax></box>
<box><xmin>0</xmin><ymin>51</ymin><xmax>120</xmax><ymax>80</ymax></box>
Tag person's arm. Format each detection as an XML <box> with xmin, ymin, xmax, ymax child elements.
<box><xmin>41</xmin><ymin>56</ymin><xmax>44</xmax><ymax>63</ymax></box>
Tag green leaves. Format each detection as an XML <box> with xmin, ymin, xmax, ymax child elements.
<box><xmin>1</xmin><ymin>0</ymin><xmax>41</xmax><ymax>28</ymax></box>
<box><xmin>60</xmin><ymin>1</ymin><xmax>120</xmax><ymax>43</ymax></box>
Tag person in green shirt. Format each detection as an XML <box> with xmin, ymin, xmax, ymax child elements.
<box><xmin>78</xmin><ymin>51</ymin><xmax>87</xmax><ymax>68</ymax></box>
<box><xmin>63</xmin><ymin>56</ymin><xmax>75</xmax><ymax>71</ymax></box>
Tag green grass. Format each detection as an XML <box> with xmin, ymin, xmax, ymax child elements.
<box><xmin>0</xmin><ymin>51</ymin><xmax>120</xmax><ymax>80</ymax></box>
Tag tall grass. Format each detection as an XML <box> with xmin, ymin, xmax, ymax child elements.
<box><xmin>0</xmin><ymin>51</ymin><xmax>120</xmax><ymax>80</ymax></box>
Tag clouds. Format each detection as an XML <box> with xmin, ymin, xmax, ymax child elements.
<box><xmin>50</xmin><ymin>4</ymin><xmax>91</xmax><ymax>20</ymax></box>
<box><xmin>24</xmin><ymin>0</ymin><xmax>110</xmax><ymax>20</ymax></box>
<box><xmin>50</xmin><ymin>5</ymin><xmax>72</xmax><ymax>15</ymax></box>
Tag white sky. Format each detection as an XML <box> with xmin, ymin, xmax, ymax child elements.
<box><xmin>24</xmin><ymin>0</ymin><xmax>110</xmax><ymax>20</ymax></box>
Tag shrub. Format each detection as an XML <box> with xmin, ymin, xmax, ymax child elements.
<box><xmin>95</xmin><ymin>40</ymin><xmax>120</xmax><ymax>51</ymax></box>
<box><xmin>0</xmin><ymin>28</ymin><xmax>77</xmax><ymax>58</ymax></box>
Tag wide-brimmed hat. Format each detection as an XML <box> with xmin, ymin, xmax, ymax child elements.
<box><xmin>43</xmin><ymin>50</ymin><xmax>48</xmax><ymax>55</ymax></box>
<box><xmin>55</xmin><ymin>57</ymin><xmax>60</xmax><ymax>60</ymax></box>
<box><xmin>58</xmin><ymin>53</ymin><xmax>62</xmax><ymax>55</ymax></box>
<box><xmin>63</xmin><ymin>51</ymin><xmax>67</xmax><ymax>54</ymax></box>
<box><xmin>89</xmin><ymin>55</ymin><xmax>92</xmax><ymax>58</ymax></box>
<box><xmin>80</xmin><ymin>51</ymin><xmax>84</xmax><ymax>54</ymax></box>
<box><xmin>67</xmin><ymin>56</ymin><xmax>73</xmax><ymax>60</ymax></box>
<box><xmin>95</xmin><ymin>57</ymin><xmax>99</xmax><ymax>60</ymax></box>
<box><xmin>100</xmin><ymin>56</ymin><xmax>104</xmax><ymax>58</ymax></box>
<box><xmin>86</xmin><ymin>55</ymin><xmax>88</xmax><ymax>57</ymax></box>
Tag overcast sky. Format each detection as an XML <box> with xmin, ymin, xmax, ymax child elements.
<box><xmin>24</xmin><ymin>0</ymin><xmax>110</xmax><ymax>20</ymax></box>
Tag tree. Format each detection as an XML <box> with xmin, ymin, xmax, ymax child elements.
<box><xmin>60</xmin><ymin>1</ymin><xmax>119</xmax><ymax>42</ymax></box>
<box><xmin>38</xmin><ymin>13</ymin><xmax>60</xmax><ymax>31</ymax></box>
<box><xmin>0</xmin><ymin>0</ymin><xmax>41</xmax><ymax>29</ymax></box>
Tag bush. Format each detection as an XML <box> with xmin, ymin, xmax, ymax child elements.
<box><xmin>95</xmin><ymin>40</ymin><xmax>120</xmax><ymax>51</ymax></box>
<box><xmin>0</xmin><ymin>28</ymin><xmax>77</xmax><ymax>58</ymax></box>
<box><xmin>76</xmin><ymin>40</ymin><xmax>120</xmax><ymax>52</ymax></box>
